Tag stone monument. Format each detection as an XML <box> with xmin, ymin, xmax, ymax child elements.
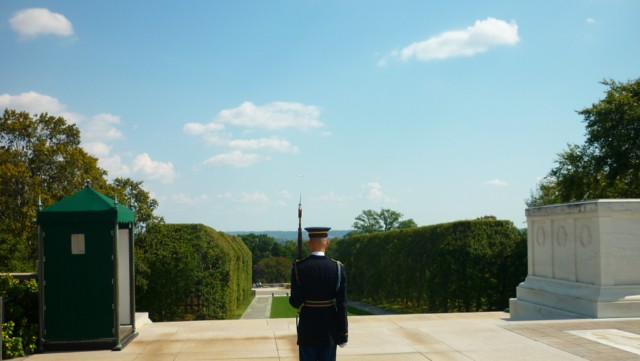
<box><xmin>510</xmin><ymin>199</ymin><xmax>640</xmax><ymax>320</ymax></box>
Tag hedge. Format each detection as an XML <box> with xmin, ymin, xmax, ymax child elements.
<box><xmin>1</xmin><ymin>275</ymin><xmax>38</xmax><ymax>359</ymax></box>
<box><xmin>136</xmin><ymin>223</ymin><xmax>252</xmax><ymax>321</ymax></box>
<box><xmin>333</xmin><ymin>219</ymin><xmax>527</xmax><ymax>312</ymax></box>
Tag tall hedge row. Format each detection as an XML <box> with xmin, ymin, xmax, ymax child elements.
<box><xmin>136</xmin><ymin>223</ymin><xmax>252</xmax><ymax>321</ymax></box>
<box><xmin>334</xmin><ymin>219</ymin><xmax>527</xmax><ymax>312</ymax></box>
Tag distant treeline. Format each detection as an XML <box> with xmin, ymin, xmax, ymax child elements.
<box><xmin>333</xmin><ymin>219</ymin><xmax>527</xmax><ymax>313</ymax></box>
<box><xmin>228</xmin><ymin>230</ymin><xmax>352</xmax><ymax>243</ymax></box>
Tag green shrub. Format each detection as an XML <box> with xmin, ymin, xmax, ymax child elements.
<box><xmin>1</xmin><ymin>275</ymin><xmax>38</xmax><ymax>359</ymax></box>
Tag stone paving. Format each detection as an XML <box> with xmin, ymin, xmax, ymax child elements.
<box><xmin>20</xmin><ymin>288</ymin><xmax>640</xmax><ymax>360</ymax></box>
<box><xmin>241</xmin><ymin>287</ymin><xmax>289</xmax><ymax>320</ymax></box>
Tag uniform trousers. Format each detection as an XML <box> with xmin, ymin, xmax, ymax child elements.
<box><xmin>298</xmin><ymin>344</ymin><xmax>337</xmax><ymax>361</ymax></box>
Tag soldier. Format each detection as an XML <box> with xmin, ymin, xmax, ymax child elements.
<box><xmin>289</xmin><ymin>227</ymin><xmax>348</xmax><ymax>361</ymax></box>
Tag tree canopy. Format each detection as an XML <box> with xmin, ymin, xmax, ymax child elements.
<box><xmin>528</xmin><ymin>78</ymin><xmax>640</xmax><ymax>206</ymax></box>
<box><xmin>0</xmin><ymin>109</ymin><xmax>160</xmax><ymax>271</ymax></box>
<box><xmin>351</xmin><ymin>208</ymin><xmax>417</xmax><ymax>234</ymax></box>
<box><xmin>239</xmin><ymin>233</ymin><xmax>309</xmax><ymax>283</ymax></box>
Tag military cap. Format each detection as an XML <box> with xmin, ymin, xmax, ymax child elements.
<box><xmin>305</xmin><ymin>226</ymin><xmax>331</xmax><ymax>238</ymax></box>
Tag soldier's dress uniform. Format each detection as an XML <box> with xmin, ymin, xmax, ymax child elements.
<box><xmin>289</xmin><ymin>227</ymin><xmax>348</xmax><ymax>361</ymax></box>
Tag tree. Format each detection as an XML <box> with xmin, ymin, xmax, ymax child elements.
<box><xmin>283</xmin><ymin>239</ymin><xmax>309</xmax><ymax>260</ymax></box>
<box><xmin>253</xmin><ymin>256</ymin><xmax>290</xmax><ymax>284</ymax></box>
<box><xmin>0</xmin><ymin>109</ymin><xmax>161</xmax><ymax>271</ymax></box>
<box><xmin>352</xmin><ymin>208</ymin><xmax>417</xmax><ymax>234</ymax></box>
<box><xmin>352</xmin><ymin>209</ymin><xmax>381</xmax><ymax>233</ymax></box>
<box><xmin>108</xmin><ymin>177</ymin><xmax>163</xmax><ymax>233</ymax></box>
<box><xmin>239</xmin><ymin>233</ymin><xmax>291</xmax><ymax>282</ymax></box>
<box><xmin>0</xmin><ymin>110</ymin><xmax>109</xmax><ymax>271</ymax></box>
<box><xmin>528</xmin><ymin>78</ymin><xmax>640</xmax><ymax>206</ymax></box>
<box><xmin>240</xmin><ymin>233</ymin><xmax>280</xmax><ymax>265</ymax></box>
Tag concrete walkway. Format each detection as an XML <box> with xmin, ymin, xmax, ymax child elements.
<box><xmin>23</xmin><ymin>313</ymin><xmax>640</xmax><ymax>360</ymax></box>
<box><xmin>21</xmin><ymin>289</ymin><xmax>640</xmax><ymax>360</ymax></box>
<box><xmin>241</xmin><ymin>287</ymin><xmax>290</xmax><ymax>320</ymax></box>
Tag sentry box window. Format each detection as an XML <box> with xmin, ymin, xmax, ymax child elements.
<box><xmin>71</xmin><ymin>234</ymin><xmax>85</xmax><ymax>255</ymax></box>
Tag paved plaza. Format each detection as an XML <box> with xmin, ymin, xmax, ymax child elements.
<box><xmin>20</xmin><ymin>288</ymin><xmax>640</xmax><ymax>360</ymax></box>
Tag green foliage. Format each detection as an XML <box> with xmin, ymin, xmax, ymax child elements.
<box><xmin>0</xmin><ymin>109</ymin><xmax>161</xmax><ymax>272</ymax></box>
<box><xmin>283</xmin><ymin>240</ymin><xmax>310</xmax><ymax>260</ymax></box>
<box><xmin>529</xmin><ymin>78</ymin><xmax>640</xmax><ymax>206</ymax></box>
<box><xmin>334</xmin><ymin>219</ymin><xmax>527</xmax><ymax>313</ymax></box>
<box><xmin>107</xmin><ymin>177</ymin><xmax>163</xmax><ymax>234</ymax></box>
<box><xmin>0</xmin><ymin>275</ymin><xmax>38</xmax><ymax>359</ymax></box>
<box><xmin>0</xmin><ymin>110</ymin><xmax>111</xmax><ymax>271</ymax></box>
<box><xmin>136</xmin><ymin>224</ymin><xmax>252</xmax><ymax>321</ymax></box>
<box><xmin>352</xmin><ymin>208</ymin><xmax>417</xmax><ymax>234</ymax></box>
<box><xmin>253</xmin><ymin>256</ymin><xmax>291</xmax><ymax>284</ymax></box>
<box><xmin>240</xmin><ymin>234</ymin><xmax>309</xmax><ymax>282</ymax></box>
<box><xmin>240</xmin><ymin>233</ymin><xmax>282</xmax><ymax>266</ymax></box>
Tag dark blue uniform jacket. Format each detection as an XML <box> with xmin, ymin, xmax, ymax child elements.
<box><xmin>289</xmin><ymin>255</ymin><xmax>348</xmax><ymax>346</ymax></box>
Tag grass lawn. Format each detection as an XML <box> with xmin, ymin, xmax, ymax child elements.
<box><xmin>270</xmin><ymin>296</ymin><xmax>373</xmax><ymax>318</ymax></box>
<box><xmin>270</xmin><ymin>296</ymin><xmax>298</xmax><ymax>318</ymax></box>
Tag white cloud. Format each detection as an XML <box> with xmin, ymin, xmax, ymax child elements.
<box><xmin>203</xmin><ymin>150</ymin><xmax>268</xmax><ymax>167</ymax></box>
<box><xmin>383</xmin><ymin>17</ymin><xmax>519</xmax><ymax>64</ymax></box>
<box><xmin>586</xmin><ymin>18</ymin><xmax>596</xmax><ymax>25</ymax></box>
<box><xmin>81</xmin><ymin>113</ymin><xmax>124</xmax><ymax>163</ymax></box>
<box><xmin>0</xmin><ymin>91</ymin><xmax>177</xmax><ymax>184</ymax></box>
<box><xmin>132</xmin><ymin>153</ymin><xmax>177</xmax><ymax>184</ymax></box>
<box><xmin>364</xmin><ymin>182</ymin><xmax>396</xmax><ymax>203</ymax></box>
<box><xmin>313</xmin><ymin>191</ymin><xmax>357</xmax><ymax>202</ymax></box>
<box><xmin>10</xmin><ymin>8</ymin><xmax>74</xmax><ymax>39</ymax></box>
<box><xmin>183</xmin><ymin>122</ymin><xmax>225</xmax><ymax>135</ymax></box>
<box><xmin>228</xmin><ymin>137</ymin><xmax>298</xmax><ymax>153</ymax></box>
<box><xmin>99</xmin><ymin>155</ymin><xmax>131</xmax><ymax>178</ymax></box>
<box><xmin>83</xmin><ymin>142</ymin><xmax>112</xmax><ymax>157</ymax></box>
<box><xmin>208</xmin><ymin>191</ymin><xmax>270</xmax><ymax>203</ymax></box>
<box><xmin>217</xmin><ymin>101</ymin><xmax>324</xmax><ymax>130</ymax></box>
<box><xmin>0</xmin><ymin>91</ymin><xmax>81</xmax><ymax>122</ymax></box>
<box><xmin>484</xmin><ymin>178</ymin><xmax>509</xmax><ymax>187</ymax></box>
<box><xmin>169</xmin><ymin>193</ymin><xmax>210</xmax><ymax>206</ymax></box>
<box><xmin>186</xmin><ymin>100</ymin><xmax>325</xmax><ymax>167</ymax></box>
<box><xmin>83</xmin><ymin>113</ymin><xmax>124</xmax><ymax>142</ymax></box>
<box><xmin>236</xmin><ymin>192</ymin><xmax>269</xmax><ymax>203</ymax></box>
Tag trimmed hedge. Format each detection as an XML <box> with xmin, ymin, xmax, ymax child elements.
<box><xmin>136</xmin><ymin>223</ymin><xmax>252</xmax><ymax>321</ymax></box>
<box><xmin>334</xmin><ymin>219</ymin><xmax>527</xmax><ymax>312</ymax></box>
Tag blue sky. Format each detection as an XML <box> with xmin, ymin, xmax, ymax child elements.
<box><xmin>1</xmin><ymin>1</ymin><xmax>639</xmax><ymax>231</ymax></box>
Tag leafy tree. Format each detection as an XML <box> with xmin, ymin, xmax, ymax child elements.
<box><xmin>352</xmin><ymin>208</ymin><xmax>417</xmax><ymax>234</ymax></box>
<box><xmin>253</xmin><ymin>256</ymin><xmax>290</xmax><ymax>283</ymax></box>
<box><xmin>0</xmin><ymin>110</ymin><xmax>109</xmax><ymax>271</ymax></box>
<box><xmin>240</xmin><ymin>233</ymin><xmax>280</xmax><ymax>265</ymax></box>
<box><xmin>0</xmin><ymin>109</ymin><xmax>160</xmax><ymax>272</ymax></box>
<box><xmin>239</xmin><ymin>233</ymin><xmax>293</xmax><ymax>282</ymax></box>
<box><xmin>528</xmin><ymin>78</ymin><xmax>640</xmax><ymax>205</ymax></box>
<box><xmin>108</xmin><ymin>177</ymin><xmax>163</xmax><ymax>233</ymax></box>
<box><xmin>282</xmin><ymin>239</ymin><xmax>310</xmax><ymax>260</ymax></box>
<box><xmin>352</xmin><ymin>209</ymin><xmax>382</xmax><ymax>233</ymax></box>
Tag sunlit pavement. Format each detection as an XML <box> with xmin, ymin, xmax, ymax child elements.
<box><xmin>22</xmin><ymin>290</ymin><xmax>640</xmax><ymax>360</ymax></box>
